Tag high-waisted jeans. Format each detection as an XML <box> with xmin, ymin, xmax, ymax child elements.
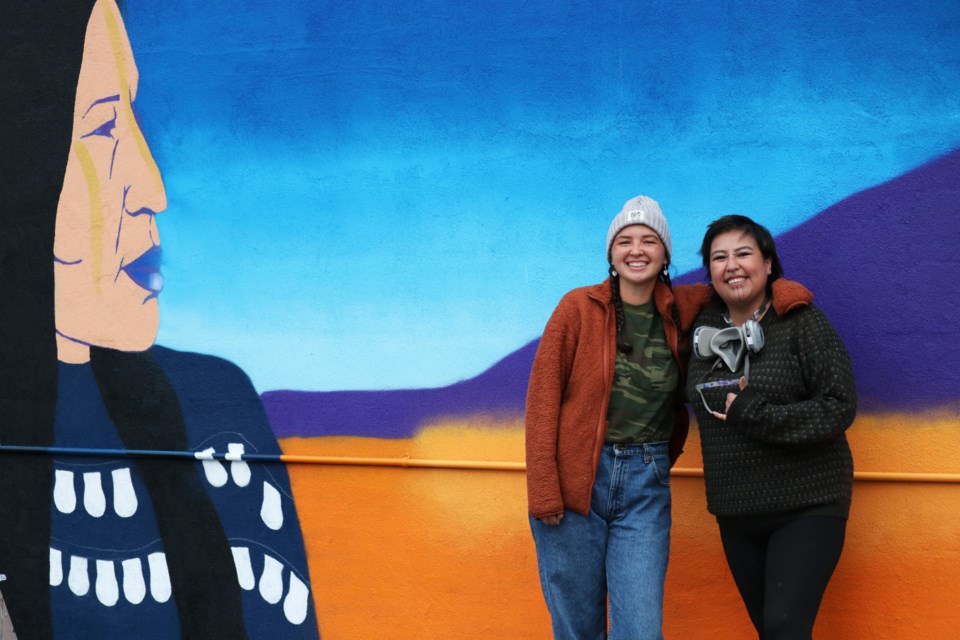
<box><xmin>530</xmin><ymin>441</ymin><xmax>672</xmax><ymax>640</ymax></box>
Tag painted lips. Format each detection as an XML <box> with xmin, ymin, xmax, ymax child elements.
<box><xmin>122</xmin><ymin>245</ymin><xmax>163</xmax><ymax>295</ymax></box>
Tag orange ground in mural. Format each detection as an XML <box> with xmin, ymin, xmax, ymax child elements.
<box><xmin>281</xmin><ymin>409</ymin><xmax>960</xmax><ymax>639</ymax></box>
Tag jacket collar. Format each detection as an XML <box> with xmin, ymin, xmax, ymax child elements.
<box><xmin>770</xmin><ymin>278</ymin><xmax>813</xmax><ymax>314</ymax></box>
<box><xmin>585</xmin><ymin>279</ymin><xmax>672</xmax><ymax>306</ymax></box>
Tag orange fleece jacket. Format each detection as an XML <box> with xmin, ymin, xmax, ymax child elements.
<box><xmin>525</xmin><ymin>279</ymin><xmax>711</xmax><ymax>519</ymax></box>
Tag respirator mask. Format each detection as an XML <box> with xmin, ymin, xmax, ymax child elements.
<box><xmin>693</xmin><ymin>320</ymin><xmax>765</xmax><ymax>374</ymax></box>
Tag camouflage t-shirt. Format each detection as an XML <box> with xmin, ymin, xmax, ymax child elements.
<box><xmin>605</xmin><ymin>300</ymin><xmax>679</xmax><ymax>443</ymax></box>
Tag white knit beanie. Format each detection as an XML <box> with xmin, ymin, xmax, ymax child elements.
<box><xmin>606</xmin><ymin>195</ymin><xmax>672</xmax><ymax>262</ymax></box>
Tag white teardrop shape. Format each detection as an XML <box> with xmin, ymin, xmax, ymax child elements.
<box><xmin>148</xmin><ymin>552</ymin><xmax>172</xmax><ymax>603</ymax></box>
<box><xmin>50</xmin><ymin>548</ymin><xmax>63</xmax><ymax>587</ymax></box>
<box><xmin>122</xmin><ymin>558</ymin><xmax>146</xmax><ymax>605</ymax></box>
<box><xmin>53</xmin><ymin>469</ymin><xmax>77</xmax><ymax>514</ymax></box>
<box><xmin>82</xmin><ymin>472</ymin><xmax>106</xmax><ymax>518</ymax></box>
<box><xmin>229</xmin><ymin>443</ymin><xmax>250</xmax><ymax>487</ymax></box>
<box><xmin>68</xmin><ymin>555</ymin><xmax>90</xmax><ymax>596</ymax></box>
<box><xmin>95</xmin><ymin>559</ymin><xmax>119</xmax><ymax>606</ymax></box>
<box><xmin>259</xmin><ymin>554</ymin><xmax>284</xmax><ymax>605</ymax></box>
<box><xmin>260</xmin><ymin>482</ymin><xmax>284</xmax><ymax>531</ymax></box>
<box><xmin>111</xmin><ymin>468</ymin><xmax>138</xmax><ymax>518</ymax></box>
<box><xmin>231</xmin><ymin>546</ymin><xmax>255</xmax><ymax>591</ymax></box>
<box><xmin>283</xmin><ymin>572</ymin><xmax>310</xmax><ymax>625</ymax></box>
<box><xmin>199</xmin><ymin>447</ymin><xmax>228</xmax><ymax>487</ymax></box>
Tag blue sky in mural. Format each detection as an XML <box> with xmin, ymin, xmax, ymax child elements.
<box><xmin>125</xmin><ymin>0</ymin><xmax>960</xmax><ymax>392</ymax></box>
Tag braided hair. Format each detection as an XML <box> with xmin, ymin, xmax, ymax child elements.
<box><xmin>609</xmin><ymin>264</ymin><xmax>683</xmax><ymax>355</ymax></box>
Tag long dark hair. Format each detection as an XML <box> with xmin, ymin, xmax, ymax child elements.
<box><xmin>0</xmin><ymin>2</ymin><xmax>246</xmax><ymax>637</ymax></box>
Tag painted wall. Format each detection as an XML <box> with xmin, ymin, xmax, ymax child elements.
<box><xmin>2</xmin><ymin>0</ymin><xmax>959</xmax><ymax>638</ymax></box>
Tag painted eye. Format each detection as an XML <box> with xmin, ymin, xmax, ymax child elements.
<box><xmin>82</xmin><ymin>108</ymin><xmax>117</xmax><ymax>139</ymax></box>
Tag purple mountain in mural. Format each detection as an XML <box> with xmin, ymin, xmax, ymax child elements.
<box><xmin>263</xmin><ymin>149</ymin><xmax>960</xmax><ymax>438</ymax></box>
<box><xmin>263</xmin><ymin>340</ymin><xmax>537</xmax><ymax>439</ymax></box>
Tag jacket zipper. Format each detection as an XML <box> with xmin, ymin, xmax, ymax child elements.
<box><xmin>589</xmin><ymin>294</ymin><xmax>614</xmax><ymax>485</ymax></box>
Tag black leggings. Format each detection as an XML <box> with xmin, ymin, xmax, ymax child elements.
<box><xmin>718</xmin><ymin>516</ymin><xmax>846</xmax><ymax>640</ymax></box>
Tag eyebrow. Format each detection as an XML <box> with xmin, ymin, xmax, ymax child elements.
<box><xmin>710</xmin><ymin>245</ymin><xmax>755</xmax><ymax>257</ymax></box>
<box><xmin>82</xmin><ymin>95</ymin><xmax>121</xmax><ymax>118</ymax></box>
<box><xmin>619</xmin><ymin>231</ymin><xmax>660</xmax><ymax>240</ymax></box>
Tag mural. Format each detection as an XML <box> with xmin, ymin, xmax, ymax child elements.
<box><xmin>2</xmin><ymin>0</ymin><xmax>959</xmax><ymax>638</ymax></box>
<box><xmin>1</xmin><ymin>0</ymin><xmax>315</xmax><ymax>637</ymax></box>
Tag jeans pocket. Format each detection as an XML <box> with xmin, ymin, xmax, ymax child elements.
<box><xmin>651</xmin><ymin>451</ymin><xmax>671</xmax><ymax>487</ymax></box>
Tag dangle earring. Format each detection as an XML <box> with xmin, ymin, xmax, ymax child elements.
<box><xmin>662</xmin><ymin>263</ymin><xmax>669</xmax><ymax>277</ymax></box>
<box><xmin>609</xmin><ymin>265</ymin><xmax>618</xmax><ymax>278</ymax></box>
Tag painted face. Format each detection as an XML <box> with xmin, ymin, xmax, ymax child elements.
<box><xmin>54</xmin><ymin>0</ymin><xmax>166</xmax><ymax>358</ymax></box>
<box><xmin>610</xmin><ymin>224</ymin><xmax>667</xmax><ymax>295</ymax></box>
<box><xmin>708</xmin><ymin>230</ymin><xmax>772</xmax><ymax>315</ymax></box>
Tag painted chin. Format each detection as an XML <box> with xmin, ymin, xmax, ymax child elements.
<box><xmin>106</xmin><ymin>298</ymin><xmax>159</xmax><ymax>351</ymax></box>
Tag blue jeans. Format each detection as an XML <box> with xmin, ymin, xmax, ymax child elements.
<box><xmin>530</xmin><ymin>442</ymin><xmax>672</xmax><ymax>640</ymax></box>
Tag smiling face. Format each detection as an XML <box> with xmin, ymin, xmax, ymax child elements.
<box><xmin>708</xmin><ymin>230</ymin><xmax>772</xmax><ymax>318</ymax></box>
<box><xmin>610</xmin><ymin>224</ymin><xmax>667</xmax><ymax>304</ymax></box>
<box><xmin>54</xmin><ymin>0</ymin><xmax>167</xmax><ymax>361</ymax></box>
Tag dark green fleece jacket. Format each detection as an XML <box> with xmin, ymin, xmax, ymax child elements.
<box><xmin>686</xmin><ymin>281</ymin><xmax>856</xmax><ymax>517</ymax></box>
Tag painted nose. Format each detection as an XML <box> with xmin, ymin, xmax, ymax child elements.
<box><xmin>122</xmin><ymin>111</ymin><xmax>167</xmax><ymax>218</ymax></box>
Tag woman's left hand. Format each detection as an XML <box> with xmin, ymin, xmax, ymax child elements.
<box><xmin>713</xmin><ymin>377</ymin><xmax>747</xmax><ymax>421</ymax></box>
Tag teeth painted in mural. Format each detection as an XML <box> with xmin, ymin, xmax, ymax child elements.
<box><xmin>228</xmin><ymin>443</ymin><xmax>251</xmax><ymax>487</ymax></box>
<box><xmin>198</xmin><ymin>443</ymin><xmax>264</xmax><ymax>488</ymax></box>
<box><xmin>231</xmin><ymin>546</ymin><xmax>256</xmax><ymax>591</ymax></box>
<box><xmin>50</xmin><ymin>549</ymin><xmax>64</xmax><ymax>587</ymax></box>
<box><xmin>284</xmin><ymin>573</ymin><xmax>310</xmax><ymax>626</ymax></box>
<box><xmin>51</xmin><ymin>550</ymin><xmax>225</xmax><ymax>607</ymax></box>
<box><xmin>95</xmin><ymin>559</ymin><xmax>120</xmax><ymax>606</ymax></box>
<box><xmin>54</xmin><ymin>469</ymin><xmax>77</xmax><ymax>514</ymax></box>
<box><xmin>147</xmin><ymin>552</ymin><xmax>172</xmax><ymax>603</ymax></box>
<box><xmin>121</xmin><ymin>558</ymin><xmax>147</xmax><ymax>604</ymax></box>
<box><xmin>259</xmin><ymin>555</ymin><xmax>284</xmax><ymax>605</ymax></box>
<box><xmin>228</xmin><ymin>546</ymin><xmax>311</xmax><ymax>624</ymax></box>
<box><xmin>198</xmin><ymin>446</ymin><xmax>229</xmax><ymax>487</ymax></box>
<box><xmin>261</xmin><ymin>481</ymin><xmax>284</xmax><ymax>530</ymax></box>
<box><xmin>82</xmin><ymin>472</ymin><xmax>107</xmax><ymax>518</ymax></box>
<box><xmin>111</xmin><ymin>467</ymin><xmax>138</xmax><ymax>517</ymax></box>
<box><xmin>48</xmin><ymin>543</ymin><xmax>311</xmax><ymax>624</ymax></box>
<box><xmin>69</xmin><ymin>556</ymin><xmax>90</xmax><ymax>597</ymax></box>
<box><xmin>55</xmin><ymin>466</ymin><xmax>143</xmax><ymax>517</ymax></box>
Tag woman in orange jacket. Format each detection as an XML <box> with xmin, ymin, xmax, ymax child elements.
<box><xmin>526</xmin><ymin>195</ymin><xmax>708</xmax><ymax>639</ymax></box>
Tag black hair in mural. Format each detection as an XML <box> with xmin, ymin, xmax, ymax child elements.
<box><xmin>0</xmin><ymin>1</ymin><xmax>247</xmax><ymax>637</ymax></box>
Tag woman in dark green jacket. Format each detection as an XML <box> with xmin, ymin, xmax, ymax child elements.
<box><xmin>686</xmin><ymin>215</ymin><xmax>856</xmax><ymax>640</ymax></box>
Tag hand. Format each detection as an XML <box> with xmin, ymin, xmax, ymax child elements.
<box><xmin>712</xmin><ymin>377</ymin><xmax>747</xmax><ymax>422</ymax></box>
<box><xmin>539</xmin><ymin>513</ymin><xmax>564</xmax><ymax>526</ymax></box>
